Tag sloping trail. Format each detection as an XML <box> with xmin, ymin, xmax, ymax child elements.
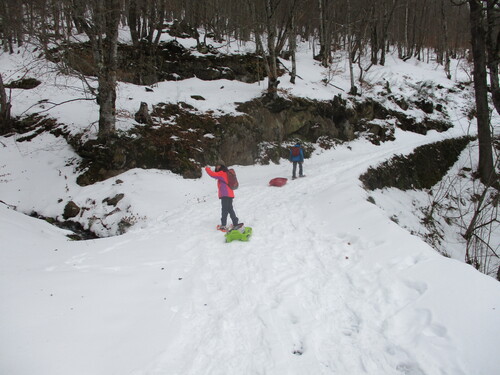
<box><xmin>136</xmin><ymin>134</ymin><xmax>473</xmax><ymax>375</ymax></box>
<box><xmin>2</xmin><ymin>131</ymin><xmax>499</xmax><ymax>375</ymax></box>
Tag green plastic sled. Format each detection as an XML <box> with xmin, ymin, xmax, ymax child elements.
<box><xmin>225</xmin><ymin>227</ymin><xmax>253</xmax><ymax>242</ymax></box>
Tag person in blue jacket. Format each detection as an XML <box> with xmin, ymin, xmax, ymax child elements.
<box><xmin>289</xmin><ymin>143</ymin><xmax>305</xmax><ymax>179</ymax></box>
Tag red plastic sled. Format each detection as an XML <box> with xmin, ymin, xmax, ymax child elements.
<box><xmin>269</xmin><ymin>177</ymin><xmax>288</xmax><ymax>187</ymax></box>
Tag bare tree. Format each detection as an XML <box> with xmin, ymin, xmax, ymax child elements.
<box><xmin>0</xmin><ymin>0</ymin><xmax>483</xmax><ymax>126</ymax></box>
<box><xmin>0</xmin><ymin>0</ymin><xmax>476</xmax><ymax>78</ymax></box>
<box><xmin>72</xmin><ymin>0</ymin><xmax>122</xmax><ymax>140</ymax></box>
<box><xmin>485</xmin><ymin>0</ymin><xmax>500</xmax><ymax>114</ymax></box>
<box><xmin>317</xmin><ymin>0</ymin><xmax>332</xmax><ymax>67</ymax></box>
<box><xmin>424</xmin><ymin>153</ymin><xmax>499</xmax><ymax>280</ymax></box>
<box><xmin>128</xmin><ymin>0</ymin><xmax>141</xmax><ymax>46</ymax></box>
<box><xmin>379</xmin><ymin>0</ymin><xmax>399</xmax><ymax>65</ymax></box>
<box><xmin>1</xmin><ymin>0</ymin><xmax>15</xmax><ymax>53</ymax></box>
<box><xmin>261</xmin><ymin>0</ymin><xmax>281</xmax><ymax>98</ymax></box>
<box><xmin>248</xmin><ymin>0</ymin><xmax>298</xmax><ymax>98</ymax></box>
<box><xmin>346</xmin><ymin>0</ymin><xmax>357</xmax><ymax>94</ymax></box>
<box><xmin>462</xmin><ymin>179</ymin><xmax>499</xmax><ymax>276</ymax></box>
<box><xmin>440</xmin><ymin>0</ymin><xmax>452</xmax><ymax>79</ymax></box>
<box><xmin>466</xmin><ymin>0</ymin><xmax>497</xmax><ymax>186</ymax></box>
<box><xmin>288</xmin><ymin>11</ymin><xmax>298</xmax><ymax>84</ymax></box>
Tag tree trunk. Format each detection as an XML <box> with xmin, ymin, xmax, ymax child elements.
<box><xmin>263</xmin><ymin>28</ymin><xmax>279</xmax><ymax>98</ymax></box>
<box><xmin>379</xmin><ymin>0</ymin><xmax>398</xmax><ymax>66</ymax></box>
<box><xmin>347</xmin><ymin>0</ymin><xmax>357</xmax><ymax>94</ymax></box>
<box><xmin>318</xmin><ymin>0</ymin><xmax>331</xmax><ymax>67</ymax></box>
<box><xmin>1</xmin><ymin>0</ymin><xmax>13</xmax><ymax>53</ymax></box>
<box><xmin>468</xmin><ymin>0</ymin><xmax>496</xmax><ymax>186</ymax></box>
<box><xmin>52</xmin><ymin>1</ymin><xmax>61</xmax><ymax>38</ymax></box>
<box><xmin>97</xmin><ymin>71</ymin><xmax>117</xmax><ymax>139</ymax></box>
<box><xmin>440</xmin><ymin>0</ymin><xmax>452</xmax><ymax>79</ymax></box>
<box><xmin>415</xmin><ymin>0</ymin><xmax>428</xmax><ymax>62</ymax></box>
<box><xmin>403</xmin><ymin>0</ymin><xmax>410</xmax><ymax>59</ymax></box>
<box><xmin>289</xmin><ymin>14</ymin><xmax>297</xmax><ymax>84</ymax></box>
<box><xmin>486</xmin><ymin>0</ymin><xmax>500</xmax><ymax>115</ymax></box>
<box><xmin>0</xmin><ymin>73</ymin><xmax>12</xmax><ymax>134</ymax></box>
<box><xmin>370</xmin><ymin>3</ymin><xmax>379</xmax><ymax>65</ymax></box>
<box><xmin>73</xmin><ymin>0</ymin><xmax>120</xmax><ymax>140</ymax></box>
<box><xmin>97</xmin><ymin>0</ymin><xmax>120</xmax><ymax>139</ymax></box>
<box><xmin>129</xmin><ymin>0</ymin><xmax>139</xmax><ymax>46</ymax></box>
<box><xmin>153</xmin><ymin>0</ymin><xmax>166</xmax><ymax>47</ymax></box>
<box><xmin>258</xmin><ymin>0</ymin><xmax>281</xmax><ymax>99</ymax></box>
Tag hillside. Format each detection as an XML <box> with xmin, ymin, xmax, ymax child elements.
<box><xmin>0</xmin><ymin>30</ymin><xmax>485</xmax><ymax>233</ymax></box>
<box><xmin>1</xmin><ymin>28</ymin><xmax>499</xmax><ymax>375</ymax></box>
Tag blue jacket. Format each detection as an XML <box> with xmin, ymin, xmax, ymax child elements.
<box><xmin>289</xmin><ymin>144</ymin><xmax>304</xmax><ymax>162</ymax></box>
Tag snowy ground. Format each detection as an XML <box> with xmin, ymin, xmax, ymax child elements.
<box><xmin>1</xmin><ymin>32</ymin><xmax>500</xmax><ymax>374</ymax></box>
<box><xmin>2</xmin><ymin>133</ymin><xmax>500</xmax><ymax>375</ymax></box>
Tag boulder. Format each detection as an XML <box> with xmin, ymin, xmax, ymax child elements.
<box><xmin>63</xmin><ymin>201</ymin><xmax>80</xmax><ymax>219</ymax></box>
<box><xmin>103</xmin><ymin>193</ymin><xmax>125</xmax><ymax>207</ymax></box>
<box><xmin>135</xmin><ymin>102</ymin><xmax>153</xmax><ymax>125</ymax></box>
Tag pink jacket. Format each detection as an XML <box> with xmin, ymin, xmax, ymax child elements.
<box><xmin>205</xmin><ymin>167</ymin><xmax>235</xmax><ymax>198</ymax></box>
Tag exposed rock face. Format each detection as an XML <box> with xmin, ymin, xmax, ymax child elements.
<box><xmin>217</xmin><ymin>115</ymin><xmax>259</xmax><ymax>165</ymax></box>
<box><xmin>235</xmin><ymin>95</ymin><xmax>358</xmax><ymax>146</ymax></box>
<box><xmin>359</xmin><ymin>136</ymin><xmax>474</xmax><ymax>191</ymax></box>
<box><xmin>52</xmin><ymin>40</ymin><xmax>267</xmax><ymax>86</ymax></box>
<box><xmin>71</xmin><ymin>94</ymin><xmax>454</xmax><ymax>185</ymax></box>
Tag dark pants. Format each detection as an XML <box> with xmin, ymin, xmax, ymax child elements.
<box><xmin>220</xmin><ymin>197</ymin><xmax>238</xmax><ymax>226</ymax></box>
<box><xmin>292</xmin><ymin>161</ymin><xmax>303</xmax><ymax>178</ymax></box>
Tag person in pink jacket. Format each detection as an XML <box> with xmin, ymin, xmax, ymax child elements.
<box><xmin>205</xmin><ymin>160</ymin><xmax>240</xmax><ymax>231</ymax></box>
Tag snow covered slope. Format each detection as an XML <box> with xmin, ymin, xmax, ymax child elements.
<box><xmin>1</xmin><ymin>133</ymin><xmax>500</xmax><ymax>375</ymax></box>
<box><xmin>1</xmin><ymin>35</ymin><xmax>499</xmax><ymax>374</ymax></box>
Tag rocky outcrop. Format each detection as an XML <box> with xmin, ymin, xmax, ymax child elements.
<box><xmin>235</xmin><ymin>95</ymin><xmax>358</xmax><ymax>145</ymax></box>
<box><xmin>360</xmin><ymin>136</ymin><xmax>474</xmax><ymax>191</ymax></box>
<box><xmin>103</xmin><ymin>194</ymin><xmax>124</xmax><ymax>206</ymax></box>
<box><xmin>5</xmin><ymin>78</ymin><xmax>41</xmax><ymax>89</ymax></box>
<box><xmin>52</xmin><ymin>40</ymin><xmax>267</xmax><ymax>86</ymax></box>
<box><xmin>71</xmin><ymin>93</ymin><xmax>456</xmax><ymax>185</ymax></box>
